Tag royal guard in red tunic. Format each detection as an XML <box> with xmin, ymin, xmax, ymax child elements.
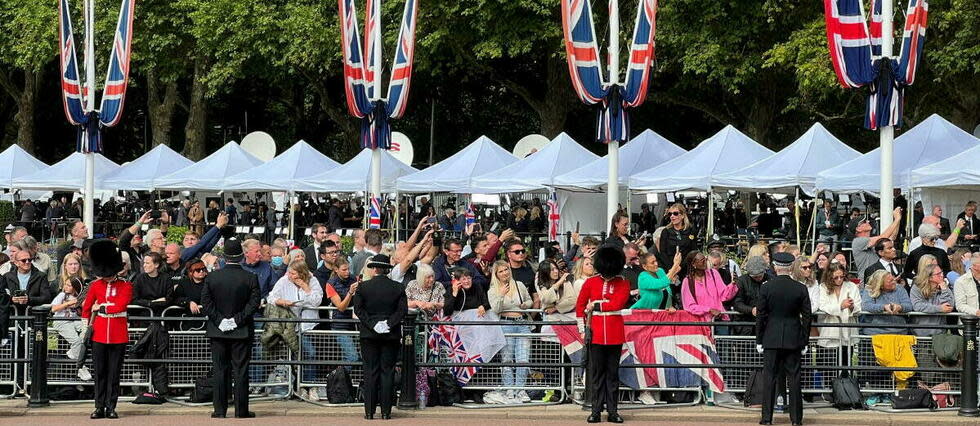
<box><xmin>576</xmin><ymin>246</ymin><xmax>630</xmax><ymax>424</ymax></box>
<box><xmin>81</xmin><ymin>239</ymin><xmax>132</xmax><ymax>419</ymax></box>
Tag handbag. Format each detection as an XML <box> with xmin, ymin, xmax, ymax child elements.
<box><xmin>830</xmin><ymin>372</ymin><xmax>864</xmax><ymax>410</ymax></box>
<box><xmin>892</xmin><ymin>388</ymin><xmax>936</xmax><ymax>410</ymax></box>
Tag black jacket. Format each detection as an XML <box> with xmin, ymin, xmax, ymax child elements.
<box><xmin>353</xmin><ymin>275</ymin><xmax>407</xmax><ymax>341</ymax></box>
<box><xmin>172</xmin><ymin>276</ymin><xmax>206</xmax><ymax>309</ymax></box>
<box><xmin>130</xmin><ymin>321</ymin><xmax>170</xmax><ymax>393</ymax></box>
<box><xmin>201</xmin><ymin>263</ymin><xmax>262</xmax><ymax>339</ymax></box>
<box><xmin>903</xmin><ymin>245</ymin><xmax>951</xmax><ymax>281</ymax></box>
<box><xmin>756</xmin><ymin>275</ymin><xmax>812</xmax><ymax>349</ymax></box>
<box><xmin>731</xmin><ymin>274</ymin><xmax>765</xmax><ymax>336</ymax></box>
<box><xmin>864</xmin><ymin>260</ymin><xmax>900</xmax><ymax>283</ymax></box>
<box><xmin>132</xmin><ymin>272</ymin><xmax>175</xmax><ymax>315</ymax></box>
<box><xmin>3</xmin><ymin>266</ymin><xmax>52</xmax><ymax>307</ymax></box>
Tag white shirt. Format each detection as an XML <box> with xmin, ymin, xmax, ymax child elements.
<box><xmin>879</xmin><ymin>258</ymin><xmax>900</xmax><ymax>276</ymax></box>
<box><xmin>268</xmin><ymin>275</ymin><xmax>323</xmax><ymax>332</ymax></box>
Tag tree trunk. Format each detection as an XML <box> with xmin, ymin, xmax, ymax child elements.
<box><xmin>12</xmin><ymin>71</ymin><xmax>39</xmax><ymax>154</ymax></box>
<box><xmin>310</xmin><ymin>79</ymin><xmax>358</xmax><ymax>161</ymax></box>
<box><xmin>537</xmin><ymin>58</ymin><xmax>574</xmax><ymax>138</ymax></box>
<box><xmin>147</xmin><ymin>71</ymin><xmax>178</xmax><ymax>148</ymax></box>
<box><xmin>183</xmin><ymin>59</ymin><xmax>208</xmax><ymax>160</ymax></box>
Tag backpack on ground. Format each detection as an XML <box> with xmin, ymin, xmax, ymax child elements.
<box><xmin>188</xmin><ymin>375</ymin><xmax>214</xmax><ymax>403</ymax></box>
<box><xmin>325</xmin><ymin>366</ymin><xmax>355</xmax><ymax>404</ymax></box>
<box><xmin>892</xmin><ymin>388</ymin><xmax>937</xmax><ymax>410</ymax></box>
<box><xmin>830</xmin><ymin>372</ymin><xmax>863</xmax><ymax>410</ymax></box>
<box><xmin>434</xmin><ymin>369</ymin><xmax>461</xmax><ymax>406</ymax></box>
<box><xmin>742</xmin><ymin>370</ymin><xmax>768</xmax><ymax>407</ymax></box>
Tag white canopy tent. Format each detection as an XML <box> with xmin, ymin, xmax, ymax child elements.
<box><xmin>224</xmin><ymin>140</ymin><xmax>340</xmax><ymax>191</ymax></box>
<box><xmin>101</xmin><ymin>144</ymin><xmax>195</xmax><ymax>191</ymax></box>
<box><xmin>551</xmin><ymin>129</ymin><xmax>686</xmax><ymax>192</ymax></box>
<box><xmin>155</xmin><ymin>141</ymin><xmax>264</xmax><ymax>191</ymax></box>
<box><xmin>12</xmin><ymin>152</ymin><xmax>120</xmax><ymax>191</ymax></box>
<box><xmin>911</xmin><ymin>138</ymin><xmax>980</xmax><ymax>222</ymax></box>
<box><xmin>396</xmin><ymin>136</ymin><xmax>517</xmax><ymax>193</ymax></box>
<box><xmin>629</xmin><ymin>125</ymin><xmax>774</xmax><ymax>193</ymax></box>
<box><xmin>469</xmin><ymin>132</ymin><xmax>599</xmax><ymax>193</ymax></box>
<box><xmin>0</xmin><ymin>144</ymin><xmax>48</xmax><ymax>189</ymax></box>
<box><xmin>295</xmin><ymin>148</ymin><xmax>418</xmax><ymax>193</ymax></box>
<box><xmin>816</xmin><ymin>114</ymin><xmax>980</xmax><ymax>195</ymax></box>
<box><xmin>712</xmin><ymin>123</ymin><xmax>861</xmax><ymax>195</ymax></box>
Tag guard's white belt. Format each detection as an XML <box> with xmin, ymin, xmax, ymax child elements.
<box><xmin>96</xmin><ymin>312</ymin><xmax>128</xmax><ymax>318</ymax></box>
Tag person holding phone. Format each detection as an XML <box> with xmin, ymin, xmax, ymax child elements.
<box><xmin>816</xmin><ymin>264</ymin><xmax>861</xmax><ymax>357</ymax></box>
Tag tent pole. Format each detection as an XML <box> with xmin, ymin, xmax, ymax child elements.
<box><xmin>606</xmin><ymin>0</ymin><xmax>620</xmax><ymax>228</ymax></box>
<box><xmin>82</xmin><ymin>0</ymin><xmax>96</xmax><ymax>239</ymax></box>
<box><xmin>706</xmin><ymin>187</ymin><xmax>714</xmax><ymax>239</ymax></box>
<box><xmin>288</xmin><ymin>191</ymin><xmax>296</xmax><ymax>244</ymax></box>
<box><xmin>394</xmin><ymin>191</ymin><xmax>400</xmax><ymax>243</ymax></box>
<box><xmin>795</xmin><ymin>187</ymin><xmax>801</xmax><ymax>247</ymax></box>
<box><xmin>879</xmin><ymin>0</ymin><xmax>895</xmax><ymax>232</ymax></box>
<box><xmin>810</xmin><ymin>197</ymin><xmax>818</xmax><ymax>253</ymax></box>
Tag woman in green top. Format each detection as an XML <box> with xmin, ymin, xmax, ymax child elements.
<box><xmin>631</xmin><ymin>250</ymin><xmax>682</xmax><ymax>310</ymax></box>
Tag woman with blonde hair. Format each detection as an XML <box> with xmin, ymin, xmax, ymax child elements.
<box><xmin>947</xmin><ymin>248</ymin><xmax>970</xmax><ymax>283</ymax></box>
<box><xmin>487</xmin><ymin>260</ymin><xmax>533</xmax><ymax>402</ymax></box>
<box><xmin>654</xmin><ymin>203</ymin><xmax>698</xmax><ymax>274</ymax></box>
<box><xmin>790</xmin><ymin>257</ymin><xmax>820</xmax><ymax>313</ymax></box>
<box><xmin>859</xmin><ymin>270</ymin><xmax>912</xmax><ymax>335</ymax></box>
<box><xmin>910</xmin><ymin>264</ymin><xmax>954</xmax><ymax>337</ymax></box>
<box><xmin>269</xmin><ymin>260</ymin><xmax>323</xmax><ymax>398</ymax></box>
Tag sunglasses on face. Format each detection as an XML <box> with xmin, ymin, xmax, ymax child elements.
<box><xmin>191</xmin><ymin>268</ymin><xmax>207</xmax><ymax>273</ymax></box>
<box><xmin>800</xmin><ymin>265</ymin><xmax>812</xmax><ymax>270</ymax></box>
<box><xmin>15</xmin><ymin>258</ymin><xmax>33</xmax><ymax>263</ymax></box>
<box><xmin>510</xmin><ymin>249</ymin><xmax>525</xmax><ymax>255</ymax></box>
<box><xmin>669</xmin><ymin>211</ymin><xmax>681</xmax><ymax>216</ymax></box>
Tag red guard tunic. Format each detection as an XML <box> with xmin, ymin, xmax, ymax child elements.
<box><xmin>81</xmin><ymin>278</ymin><xmax>133</xmax><ymax>344</ymax></box>
<box><xmin>575</xmin><ymin>275</ymin><xmax>630</xmax><ymax>345</ymax></box>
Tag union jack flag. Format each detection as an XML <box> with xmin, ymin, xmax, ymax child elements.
<box><xmin>561</xmin><ymin>0</ymin><xmax>658</xmax><ymax>143</ymax></box>
<box><xmin>338</xmin><ymin>0</ymin><xmax>419</xmax><ymax>150</ymax></box>
<box><xmin>99</xmin><ymin>0</ymin><xmax>135</xmax><ymax>128</ymax></box>
<box><xmin>555</xmin><ymin>310</ymin><xmax>725</xmax><ymax>392</ymax></box>
<box><xmin>58</xmin><ymin>0</ymin><xmax>86</xmax><ymax>126</ymax></box>
<box><xmin>824</xmin><ymin>0</ymin><xmax>929</xmax><ymax>129</ymax></box>
<box><xmin>547</xmin><ymin>191</ymin><xmax>560</xmax><ymax>241</ymax></box>
<box><xmin>369</xmin><ymin>196</ymin><xmax>382</xmax><ymax>229</ymax></box>
<box><xmin>464</xmin><ymin>203</ymin><xmax>476</xmax><ymax>226</ymax></box>
<box><xmin>427</xmin><ymin>312</ymin><xmax>481</xmax><ymax>385</ymax></box>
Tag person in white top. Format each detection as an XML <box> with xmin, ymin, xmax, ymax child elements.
<box><xmin>954</xmin><ymin>252</ymin><xmax>980</xmax><ymax>316</ymax></box>
<box><xmin>487</xmin><ymin>260</ymin><xmax>533</xmax><ymax>404</ymax></box>
<box><xmin>268</xmin><ymin>260</ymin><xmax>323</xmax><ymax>394</ymax></box>
<box><xmin>817</xmin><ymin>263</ymin><xmax>862</xmax><ymax>352</ymax></box>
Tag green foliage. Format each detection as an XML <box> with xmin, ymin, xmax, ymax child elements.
<box><xmin>166</xmin><ymin>226</ymin><xmax>188</xmax><ymax>244</ymax></box>
<box><xmin>0</xmin><ymin>201</ymin><xmax>13</xmax><ymax>223</ymax></box>
<box><xmin>0</xmin><ymin>0</ymin><xmax>57</xmax><ymax>71</ymax></box>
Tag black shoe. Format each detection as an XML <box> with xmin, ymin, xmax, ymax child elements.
<box><xmin>381</xmin><ymin>414</ymin><xmax>391</xmax><ymax>420</ymax></box>
<box><xmin>235</xmin><ymin>411</ymin><xmax>256</xmax><ymax>418</ymax></box>
<box><xmin>105</xmin><ymin>410</ymin><xmax>119</xmax><ymax>419</ymax></box>
<box><xmin>90</xmin><ymin>408</ymin><xmax>105</xmax><ymax>419</ymax></box>
<box><xmin>608</xmin><ymin>413</ymin><xmax>624</xmax><ymax>423</ymax></box>
<box><xmin>365</xmin><ymin>414</ymin><xmax>375</xmax><ymax>420</ymax></box>
<box><xmin>211</xmin><ymin>412</ymin><xmax>226</xmax><ymax>418</ymax></box>
<box><xmin>759</xmin><ymin>422</ymin><xmax>773</xmax><ymax>425</ymax></box>
<box><xmin>587</xmin><ymin>413</ymin><xmax>602</xmax><ymax>423</ymax></box>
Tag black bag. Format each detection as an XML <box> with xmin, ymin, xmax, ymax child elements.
<box><xmin>830</xmin><ymin>373</ymin><xmax>863</xmax><ymax>410</ymax></box>
<box><xmin>434</xmin><ymin>370</ymin><xmax>462</xmax><ymax>406</ymax></box>
<box><xmin>325</xmin><ymin>366</ymin><xmax>355</xmax><ymax>404</ymax></box>
<box><xmin>426</xmin><ymin>372</ymin><xmax>442</xmax><ymax>407</ymax></box>
<box><xmin>892</xmin><ymin>388</ymin><xmax>937</xmax><ymax>410</ymax></box>
<box><xmin>188</xmin><ymin>375</ymin><xmax>214</xmax><ymax>403</ymax></box>
<box><xmin>661</xmin><ymin>391</ymin><xmax>697</xmax><ymax>404</ymax></box>
<box><xmin>133</xmin><ymin>391</ymin><xmax>166</xmax><ymax>405</ymax></box>
<box><xmin>743</xmin><ymin>370</ymin><xmax>768</xmax><ymax>407</ymax></box>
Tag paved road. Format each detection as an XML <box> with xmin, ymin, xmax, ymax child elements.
<box><xmin>0</xmin><ymin>415</ymin><xmax>764</xmax><ymax>425</ymax></box>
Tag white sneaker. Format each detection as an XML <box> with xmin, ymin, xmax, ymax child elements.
<box><xmin>77</xmin><ymin>366</ymin><xmax>92</xmax><ymax>381</ymax></box>
<box><xmin>638</xmin><ymin>391</ymin><xmax>659</xmax><ymax>405</ymax></box>
<box><xmin>308</xmin><ymin>387</ymin><xmax>320</xmax><ymax>401</ymax></box>
<box><xmin>483</xmin><ymin>391</ymin><xmax>506</xmax><ymax>404</ymax></box>
<box><xmin>516</xmin><ymin>390</ymin><xmax>531</xmax><ymax>402</ymax></box>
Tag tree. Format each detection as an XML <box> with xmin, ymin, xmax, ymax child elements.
<box><xmin>0</xmin><ymin>1</ymin><xmax>57</xmax><ymax>153</ymax></box>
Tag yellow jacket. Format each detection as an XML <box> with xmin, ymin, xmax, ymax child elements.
<box><xmin>871</xmin><ymin>334</ymin><xmax>917</xmax><ymax>389</ymax></box>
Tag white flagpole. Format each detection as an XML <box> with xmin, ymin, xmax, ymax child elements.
<box><xmin>606</xmin><ymin>0</ymin><xmax>620</xmax><ymax>227</ymax></box>
<box><xmin>83</xmin><ymin>0</ymin><xmax>96</xmax><ymax>238</ymax></box>
<box><xmin>370</xmin><ymin>0</ymin><xmax>383</xmax><ymax>204</ymax></box>
<box><xmin>879</xmin><ymin>0</ymin><xmax>895</xmax><ymax>230</ymax></box>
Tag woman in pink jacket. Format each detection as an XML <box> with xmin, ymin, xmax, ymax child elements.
<box><xmin>680</xmin><ymin>251</ymin><xmax>739</xmax><ymax>322</ymax></box>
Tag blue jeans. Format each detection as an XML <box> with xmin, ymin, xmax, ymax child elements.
<box><xmin>500</xmin><ymin>322</ymin><xmax>531</xmax><ymax>389</ymax></box>
<box><xmin>336</xmin><ymin>334</ymin><xmax>360</xmax><ymax>370</ymax></box>
<box><xmin>301</xmin><ymin>333</ymin><xmax>317</xmax><ymax>382</ymax></box>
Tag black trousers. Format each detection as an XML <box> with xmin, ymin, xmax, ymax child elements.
<box><xmin>361</xmin><ymin>338</ymin><xmax>399</xmax><ymax>417</ymax></box>
<box><xmin>92</xmin><ymin>342</ymin><xmax>126</xmax><ymax>410</ymax></box>
<box><xmin>588</xmin><ymin>343</ymin><xmax>622</xmax><ymax>415</ymax></box>
<box><xmin>210</xmin><ymin>337</ymin><xmax>252</xmax><ymax>416</ymax></box>
<box><xmin>762</xmin><ymin>348</ymin><xmax>803</xmax><ymax>425</ymax></box>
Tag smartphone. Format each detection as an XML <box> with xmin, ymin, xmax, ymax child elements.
<box><xmin>426</xmin><ymin>217</ymin><xmax>437</xmax><ymax>224</ymax></box>
<box><xmin>13</xmin><ymin>290</ymin><xmax>26</xmax><ymax>297</ymax></box>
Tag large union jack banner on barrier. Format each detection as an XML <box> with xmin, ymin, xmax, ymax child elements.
<box><xmin>560</xmin><ymin>0</ymin><xmax>658</xmax><ymax>143</ymax></box>
<box><xmin>338</xmin><ymin>0</ymin><xmax>419</xmax><ymax>150</ymax></box>
<box><xmin>58</xmin><ymin>0</ymin><xmax>135</xmax><ymax>153</ymax></box>
<box><xmin>824</xmin><ymin>0</ymin><xmax>928</xmax><ymax>130</ymax></box>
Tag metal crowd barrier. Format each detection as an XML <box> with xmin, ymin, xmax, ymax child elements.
<box><xmin>716</xmin><ymin>336</ymin><xmax>841</xmax><ymax>395</ymax></box>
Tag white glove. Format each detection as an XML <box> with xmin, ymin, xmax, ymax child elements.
<box><xmin>756</xmin><ymin>344</ymin><xmax>764</xmax><ymax>354</ymax></box>
<box><xmin>218</xmin><ymin>318</ymin><xmax>237</xmax><ymax>332</ymax></box>
<box><xmin>801</xmin><ymin>346</ymin><xmax>809</xmax><ymax>356</ymax></box>
<box><xmin>373</xmin><ymin>320</ymin><xmax>390</xmax><ymax>334</ymax></box>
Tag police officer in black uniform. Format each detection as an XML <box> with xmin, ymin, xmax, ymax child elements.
<box><xmin>756</xmin><ymin>252</ymin><xmax>812</xmax><ymax>426</ymax></box>
<box><xmin>353</xmin><ymin>254</ymin><xmax>407</xmax><ymax>420</ymax></box>
<box><xmin>201</xmin><ymin>239</ymin><xmax>262</xmax><ymax>419</ymax></box>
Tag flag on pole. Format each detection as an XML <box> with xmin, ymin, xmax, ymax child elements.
<box><xmin>464</xmin><ymin>203</ymin><xmax>476</xmax><ymax>226</ymax></box>
<box><xmin>823</xmin><ymin>0</ymin><xmax>929</xmax><ymax>129</ymax></box>
<box><xmin>98</xmin><ymin>0</ymin><xmax>136</xmax><ymax>127</ymax></box>
<box><xmin>58</xmin><ymin>0</ymin><xmax>86</xmax><ymax>127</ymax></box>
<box><xmin>547</xmin><ymin>192</ymin><xmax>560</xmax><ymax>241</ymax></box>
<box><xmin>369</xmin><ymin>197</ymin><xmax>382</xmax><ymax>229</ymax></box>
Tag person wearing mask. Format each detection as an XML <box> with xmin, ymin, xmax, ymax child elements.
<box><xmin>268</xmin><ymin>260</ymin><xmax>324</xmax><ymax>400</ymax></box>
<box><xmin>132</xmin><ymin>253</ymin><xmax>174</xmax><ymax>316</ymax></box>
<box><xmin>731</xmin><ymin>256</ymin><xmax>769</xmax><ymax>336</ymax></box>
<box><xmin>405</xmin><ymin>263</ymin><xmax>444</xmax><ymax>317</ymax></box>
<box><xmin>909</xmin><ymin>265</ymin><xmax>954</xmax><ymax>337</ymax></box>
<box><xmin>325</xmin><ymin>258</ymin><xmax>361</xmax><ymax>369</ymax></box>
<box><xmin>269</xmin><ymin>245</ymin><xmax>288</xmax><ymax>282</ymax></box>
<box><xmin>201</xmin><ymin>239</ymin><xmax>262</xmax><ymax>419</ymax></box>
<box><xmin>850</xmin><ymin>208</ymin><xmax>903</xmax><ymax>284</ymax></box>
<box><xmin>680</xmin><ymin>251</ymin><xmax>739</xmax><ymax>323</ymax></box>
<box><xmin>241</xmin><ymin>238</ymin><xmax>275</xmax><ymax>298</ymax></box>
<box><xmin>903</xmin><ymin>224</ymin><xmax>951</xmax><ymax>282</ymax></box>
<box><xmin>488</xmin><ymin>260</ymin><xmax>534</xmax><ymax>403</ymax></box>
<box><xmin>859</xmin><ymin>270</ymin><xmax>912</xmax><ymax>335</ymax></box>
<box><xmin>503</xmin><ymin>239</ymin><xmax>539</xmax><ymax>309</ymax></box>
<box><xmin>577</xmin><ymin>247</ymin><xmax>630</xmax><ymax>424</ymax></box>
<box><xmin>352</xmin><ymin>255</ymin><xmax>407</xmax><ymax>420</ymax></box>
<box><xmin>631</xmin><ymin>251</ymin><xmax>681</xmax><ymax>311</ymax></box>
<box><xmin>755</xmin><ymin>252</ymin><xmax>811</xmax><ymax>426</ymax></box>
<box><xmin>816</xmin><ymin>264</ymin><xmax>861</xmax><ymax>357</ymax></box>
<box><xmin>954</xmin><ymin>252</ymin><xmax>980</xmax><ymax>316</ymax></box>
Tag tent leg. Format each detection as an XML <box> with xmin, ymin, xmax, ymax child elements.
<box><xmin>706</xmin><ymin>187</ymin><xmax>714</xmax><ymax>239</ymax></box>
<box><xmin>795</xmin><ymin>188</ymin><xmax>801</xmax><ymax>247</ymax></box>
<box><xmin>288</xmin><ymin>191</ymin><xmax>296</xmax><ymax>244</ymax></box>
